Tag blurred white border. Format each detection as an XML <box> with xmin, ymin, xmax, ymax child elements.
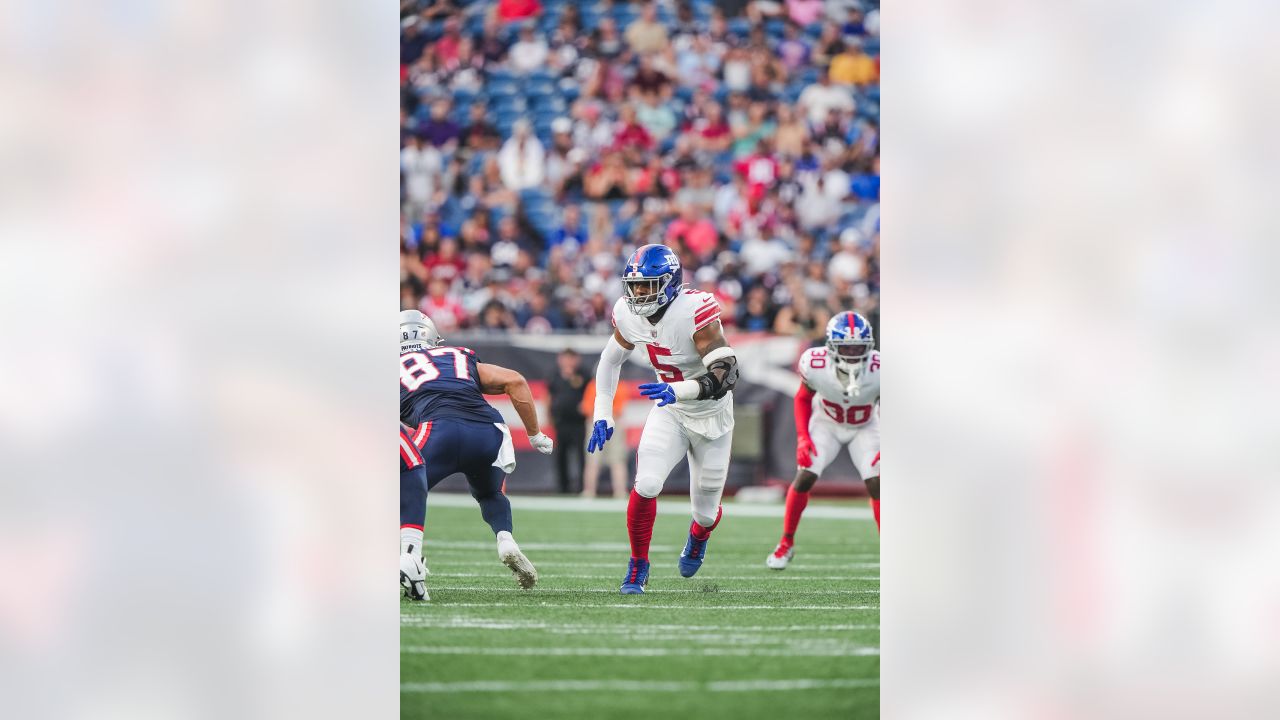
<box><xmin>888</xmin><ymin>1</ymin><xmax>1280</xmax><ymax>718</ymax></box>
<box><xmin>0</xmin><ymin>2</ymin><xmax>398</xmax><ymax>718</ymax></box>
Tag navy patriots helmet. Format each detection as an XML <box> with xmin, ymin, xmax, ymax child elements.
<box><xmin>622</xmin><ymin>244</ymin><xmax>683</xmax><ymax>317</ymax></box>
<box><xmin>825</xmin><ymin>311</ymin><xmax>875</xmax><ymax>370</ymax></box>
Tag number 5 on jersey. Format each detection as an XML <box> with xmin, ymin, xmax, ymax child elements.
<box><xmin>646</xmin><ymin>344</ymin><xmax>684</xmax><ymax>382</ymax></box>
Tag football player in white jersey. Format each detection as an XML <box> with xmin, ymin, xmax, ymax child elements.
<box><xmin>588</xmin><ymin>244</ymin><xmax>740</xmax><ymax>594</ymax></box>
<box><xmin>767</xmin><ymin>312</ymin><xmax>880</xmax><ymax>570</ymax></box>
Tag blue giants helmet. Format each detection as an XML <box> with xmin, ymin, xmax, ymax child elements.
<box><xmin>622</xmin><ymin>244</ymin><xmax>683</xmax><ymax>317</ymax></box>
<box><xmin>825</xmin><ymin>311</ymin><xmax>875</xmax><ymax>370</ymax></box>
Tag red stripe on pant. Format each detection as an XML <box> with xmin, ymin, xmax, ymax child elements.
<box><xmin>626</xmin><ymin>490</ymin><xmax>658</xmax><ymax>561</ymax></box>
<box><xmin>400</xmin><ymin>431</ymin><xmax>423</xmax><ymax>468</ymax></box>
<box><xmin>413</xmin><ymin>421</ymin><xmax>434</xmax><ymax>448</ymax></box>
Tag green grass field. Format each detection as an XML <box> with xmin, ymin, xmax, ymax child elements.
<box><xmin>401</xmin><ymin>495</ymin><xmax>879</xmax><ymax>719</ymax></box>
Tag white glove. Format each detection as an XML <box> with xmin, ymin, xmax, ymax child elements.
<box><xmin>529</xmin><ymin>432</ymin><xmax>554</xmax><ymax>455</ymax></box>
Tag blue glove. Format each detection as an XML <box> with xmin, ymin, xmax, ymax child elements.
<box><xmin>587</xmin><ymin>419</ymin><xmax>614</xmax><ymax>453</ymax></box>
<box><xmin>639</xmin><ymin>382</ymin><xmax>678</xmax><ymax>407</ymax></box>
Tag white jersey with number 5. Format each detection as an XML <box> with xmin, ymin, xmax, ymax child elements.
<box><xmin>798</xmin><ymin>347</ymin><xmax>881</xmax><ymax>429</ymax></box>
<box><xmin>613</xmin><ymin>290</ymin><xmax>734</xmax><ymax>439</ymax></box>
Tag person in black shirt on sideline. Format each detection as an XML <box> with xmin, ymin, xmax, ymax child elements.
<box><xmin>547</xmin><ymin>348</ymin><xmax>588</xmax><ymax>494</ymax></box>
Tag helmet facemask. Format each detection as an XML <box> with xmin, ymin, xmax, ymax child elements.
<box><xmin>623</xmin><ymin>273</ymin><xmax>673</xmax><ymax>317</ymax></box>
<box><xmin>827</xmin><ymin>337</ymin><xmax>874</xmax><ymax>392</ymax></box>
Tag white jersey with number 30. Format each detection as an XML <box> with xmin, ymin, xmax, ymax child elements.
<box><xmin>613</xmin><ymin>290</ymin><xmax>734</xmax><ymax>439</ymax></box>
<box><xmin>798</xmin><ymin>347</ymin><xmax>881</xmax><ymax>429</ymax></box>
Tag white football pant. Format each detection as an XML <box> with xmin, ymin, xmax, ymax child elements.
<box><xmin>633</xmin><ymin>406</ymin><xmax>732</xmax><ymax>528</ymax></box>
<box><xmin>805</xmin><ymin>414</ymin><xmax>881</xmax><ymax>479</ymax></box>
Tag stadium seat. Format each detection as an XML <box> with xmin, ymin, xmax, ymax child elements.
<box><xmin>487</xmin><ymin>81</ymin><xmax>520</xmax><ymax>98</ymax></box>
<box><xmin>525</xmin><ymin>79</ymin><xmax>556</xmax><ymax>97</ymax></box>
<box><xmin>612</xmin><ymin>5</ymin><xmax>639</xmax><ymax>23</ymax></box>
<box><xmin>490</xmin><ymin>96</ymin><xmax>526</xmax><ymax>112</ymax></box>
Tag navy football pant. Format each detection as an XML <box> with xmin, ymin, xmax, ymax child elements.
<box><xmin>418</xmin><ymin>418</ymin><xmax>513</xmax><ymax>535</ymax></box>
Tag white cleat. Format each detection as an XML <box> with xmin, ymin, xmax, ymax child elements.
<box><xmin>766</xmin><ymin>543</ymin><xmax>794</xmax><ymax>570</ymax></box>
<box><xmin>497</xmin><ymin>532</ymin><xmax>538</xmax><ymax>589</ymax></box>
<box><xmin>401</xmin><ymin>552</ymin><xmax>430</xmax><ymax>600</ymax></box>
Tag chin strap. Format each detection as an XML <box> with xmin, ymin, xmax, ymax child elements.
<box><xmin>839</xmin><ymin>362</ymin><xmax>862</xmax><ymax>396</ymax></box>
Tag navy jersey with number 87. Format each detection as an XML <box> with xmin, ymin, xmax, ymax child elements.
<box><xmin>399</xmin><ymin>346</ymin><xmax>504</xmax><ymax>427</ymax></box>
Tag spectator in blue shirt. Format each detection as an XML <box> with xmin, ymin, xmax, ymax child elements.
<box><xmin>548</xmin><ymin>204</ymin><xmax>587</xmax><ymax>252</ymax></box>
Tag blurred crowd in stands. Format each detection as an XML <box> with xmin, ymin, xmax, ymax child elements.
<box><xmin>401</xmin><ymin>0</ymin><xmax>880</xmax><ymax>343</ymax></box>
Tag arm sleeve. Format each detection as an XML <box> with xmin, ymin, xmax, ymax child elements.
<box><xmin>592</xmin><ymin>336</ymin><xmax>632</xmax><ymax>423</ymax></box>
<box><xmin>795</xmin><ymin>383</ymin><xmax>815</xmax><ymax>441</ymax></box>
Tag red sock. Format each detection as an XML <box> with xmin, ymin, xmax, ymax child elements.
<box><xmin>690</xmin><ymin>505</ymin><xmax>722</xmax><ymax>540</ymax></box>
<box><xmin>627</xmin><ymin>490</ymin><xmax>658</xmax><ymax>560</ymax></box>
<box><xmin>782</xmin><ymin>487</ymin><xmax>810</xmax><ymax>543</ymax></box>
<box><xmin>871</xmin><ymin>498</ymin><xmax>880</xmax><ymax>531</ymax></box>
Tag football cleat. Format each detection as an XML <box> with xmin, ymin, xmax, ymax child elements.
<box><xmin>400</xmin><ymin>552</ymin><xmax>430</xmax><ymax>601</ymax></box>
<box><xmin>497</xmin><ymin>533</ymin><xmax>538</xmax><ymax>590</ymax></box>
<box><xmin>766</xmin><ymin>542</ymin><xmax>795</xmax><ymax>570</ymax></box>
<box><xmin>678</xmin><ymin>533</ymin><xmax>710</xmax><ymax>578</ymax></box>
<box><xmin>620</xmin><ymin>557</ymin><xmax>650</xmax><ymax>594</ymax></box>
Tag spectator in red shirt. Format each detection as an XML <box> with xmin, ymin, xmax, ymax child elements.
<box><xmin>666</xmin><ymin>203</ymin><xmax>719</xmax><ymax>260</ymax></box>
<box><xmin>424</xmin><ymin>237</ymin><xmax>466</xmax><ymax>282</ymax></box>
<box><xmin>693</xmin><ymin>102</ymin><xmax>732</xmax><ymax>153</ymax></box>
<box><xmin>497</xmin><ymin>0</ymin><xmax>541</xmax><ymax>23</ymax></box>
<box><xmin>737</xmin><ymin>137</ymin><xmax>780</xmax><ymax>191</ymax></box>
<box><xmin>613</xmin><ymin>105</ymin><xmax>654</xmax><ymax>152</ymax></box>
<box><xmin>419</xmin><ymin>278</ymin><xmax>467</xmax><ymax>332</ymax></box>
<box><xmin>433</xmin><ymin>18</ymin><xmax>461</xmax><ymax>66</ymax></box>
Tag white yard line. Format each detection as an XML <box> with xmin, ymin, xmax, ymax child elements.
<box><xmin>424</xmin><ymin>541</ymin><xmax>680</xmax><ymax>552</ymax></box>
<box><xmin>429</xmin><ymin>573</ymin><xmax>879</xmax><ymax>581</ymax></box>
<box><xmin>424</xmin><ymin>539</ymin><xmax>876</xmax><ymax>555</ymax></box>
<box><xmin>407</xmin><ymin>602</ymin><xmax>878</xmax><ymax>610</ymax></box>
<box><xmin>427</xmin><ymin>492</ymin><xmax>872</xmax><ymax>520</ymax></box>
<box><xmin>430</xmin><ymin>586</ymin><xmax>879</xmax><ymax>595</ymax></box>
<box><xmin>401</xmin><ymin>678</ymin><xmax>879</xmax><ymax>693</ymax></box>
<box><xmin>424</xmin><ymin>558</ymin><xmax>875</xmax><ymax>568</ymax></box>
<box><xmin>400</xmin><ymin>619</ymin><xmax>878</xmax><ymax>632</ymax></box>
<box><xmin>401</xmin><ymin>645</ymin><xmax>880</xmax><ymax>657</ymax></box>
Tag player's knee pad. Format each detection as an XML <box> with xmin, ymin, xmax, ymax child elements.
<box><xmin>633</xmin><ymin>474</ymin><xmax>664</xmax><ymax>498</ymax></box>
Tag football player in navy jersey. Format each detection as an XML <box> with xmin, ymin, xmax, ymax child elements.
<box><xmin>399</xmin><ymin>310</ymin><xmax>554</xmax><ymax>594</ymax></box>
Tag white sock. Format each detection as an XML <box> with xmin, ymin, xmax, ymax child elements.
<box><xmin>496</xmin><ymin>530</ymin><xmax>517</xmax><ymax>552</ymax></box>
<box><xmin>401</xmin><ymin>527</ymin><xmax>423</xmax><ymax>556</ymax></box>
